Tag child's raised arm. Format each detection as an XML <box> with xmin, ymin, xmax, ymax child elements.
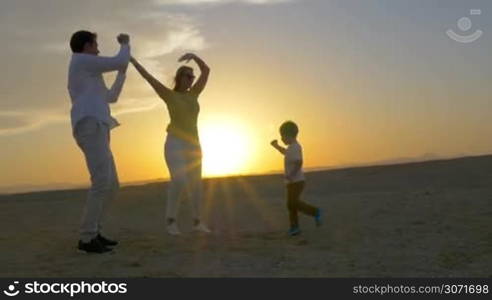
<box><xmin>270</xmin><ymin>140</ymin><xmax>286</xmax><ymax>155</ymax></box>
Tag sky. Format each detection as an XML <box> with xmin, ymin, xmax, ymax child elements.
<box><xmin>1</xmin><ymin>0</ymin><xmax>492</xmax><ymax>193</ymax></box>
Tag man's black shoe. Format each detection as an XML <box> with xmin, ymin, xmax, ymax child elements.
<box><xmin>78</xmin><ymin>238</ymin><xmax>112</xmax><ymax>254</ymax></box>
<box><xmin>97</xmin><ymin>234</ymin><xmax>118</xmax><ymax>247</ymax></box>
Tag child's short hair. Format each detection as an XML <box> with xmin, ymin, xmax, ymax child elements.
<box><xmin>279</xmin><ymin>121</ymin><xmax>299</xmax><ymax>138</ymax></box>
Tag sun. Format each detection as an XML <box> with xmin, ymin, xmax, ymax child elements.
<box><xmin>199</xmin><ymin>121</ymin><xmax>251</xmax><ymax>177</ymax></box>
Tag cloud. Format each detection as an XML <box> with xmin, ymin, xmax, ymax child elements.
<box><xmin>112</xmin><ymin>97</ymin><xmax>162</xmax><ymax>116</ymax></box>
<box><xmin>40</xmin><ymin>42</ymin><xmax>68</xmax><ymax>54</ymax></box>
<box><xmin>0</xmin><ymin>98</ymin><xmax>162</xmax><ymax>137</ymax></box>
<box><xmin>0</xmin><ymin>111</ymin><xmax>66</xmax><ymax>137</ymax></box>
<box><xmin>140</xmin><ymin>23</ymin><xmax>207</xmax><ymax>59</ymax></box>
<box><xmin>0</xmin><ymin>1</ymin><xmax>208</xmax><ymax>137</ymax></box>
<box><xmin>0</xmin><ymin>0</ymin><xmax>296</xmax><ymax>137</ymax></box>
<box><xmin>132</xmin><ymin>13</ymin><xmax>208</xmax><ymax>60</ymax></box>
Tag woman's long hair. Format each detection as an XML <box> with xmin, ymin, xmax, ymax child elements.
<box><xmin>173</xmin><ymin>65</ymin><xmax>194</xmax><ymax>91</ymax></box>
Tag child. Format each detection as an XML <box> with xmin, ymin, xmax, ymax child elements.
<box><xmin>270</xmin><ymin>121</ymin><xmax>322</xmax><ymax>236</ymax></box>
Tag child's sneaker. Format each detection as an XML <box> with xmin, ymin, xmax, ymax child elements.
<box><xmin>314</xmin><ymin>209</ymin><xmax>322</xmax><ymax>227</ymax></box>
<box><xmin>193</xmin><ymin>222</ymin><xmax>211</xmax><ymax>234</ymax></box>
<box><xmin>288</xmin><ymin>227</ymin><xmax>301</xmax><ymax>236</ymax></box>
<box><xmin>167</xmin><ymin>222</ymin><xmax>182</xmax><ymax>236</ymax></box>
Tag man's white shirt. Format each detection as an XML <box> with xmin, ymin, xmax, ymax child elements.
<box><xmin>68</xmin><ymin>45</ymin><xmax>130</xmax><ymax>132</ymax></box>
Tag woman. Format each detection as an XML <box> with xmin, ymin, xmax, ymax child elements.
<box><xmin>130</xmin><ymin>53</ymin><xmax>211</xmax><ymax>235</ymax></box>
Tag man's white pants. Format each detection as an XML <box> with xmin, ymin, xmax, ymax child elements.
<box><xmin>74</xmin><ymin>117</ymin><xmax>119</xmax><ymax>243</ymax></box>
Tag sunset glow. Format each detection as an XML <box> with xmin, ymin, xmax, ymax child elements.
<box><xmin>200</xmin><ymin>120</ymin><xmax>252</xmax><ymax>177</ymax></box>
<box><xmin>2</xmin><ymin>0</ymin><xmax>492</xmax><ymax>193</ymax></box>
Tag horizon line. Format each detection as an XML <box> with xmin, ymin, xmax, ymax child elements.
<box><xmin>1</xmin><ymin>152</ymin><xmax>491</xmax><ymax>196</ymax></box>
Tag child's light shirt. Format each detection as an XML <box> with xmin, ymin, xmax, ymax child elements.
<box><xmin>284</xmin><ymin>141</ymin><xmax>305</xmax><ymax>184</ymax></box>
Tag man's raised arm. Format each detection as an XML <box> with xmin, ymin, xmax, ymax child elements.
<box><xmin>106</xmin><ymin>70</ymin><xmax>127</xmax><ymax>103</ymax></box>
<box><xmin>83</xmin><ymin>34</ymin><xmax>131</xmax><ymax>74</ymax></box>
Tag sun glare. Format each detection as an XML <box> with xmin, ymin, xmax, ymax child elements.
<box><xmin>200</xmin><ymin>121</ymin><xmax>251</xmax><ymax>177</ymax></box>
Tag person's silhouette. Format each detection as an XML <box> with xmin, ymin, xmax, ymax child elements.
<box><xmin>130</xmin><ymin>53</ymin><xmax>211</xmax><ymax>235</ymax></box>
<box><xmin>68</xmin><ymin>30</ymin><xmax>130</xmax><ymax>253</ymax></box>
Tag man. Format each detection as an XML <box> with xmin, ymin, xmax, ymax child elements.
<box><xmin>68</xmin><ymin>30</ymin><xmax>130</xmax><ymax>253</ymax></box>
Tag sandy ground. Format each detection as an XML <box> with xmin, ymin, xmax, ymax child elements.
<box><xmin>1</xmin><ymin>156</ymin><xmax>491</xmax><ymax>277</ymax></box>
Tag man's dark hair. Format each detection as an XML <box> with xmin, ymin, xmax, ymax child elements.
<box><xmin>279</xmin><ymin>121</ymin><xmax>299</xmax><ymax>138</ymax></box>
<box><xmin>70</xmin><ymin>30</ymin><xmax>97</xmax><ymax>53</ymax></box>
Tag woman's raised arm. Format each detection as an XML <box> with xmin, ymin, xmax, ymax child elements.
<box><xmin>130</xmin><ymin>57</ymin><xmax>172</xmax><ymax>102</ymax></box>
<box><xmin>178</xmin><ymin>53</ymin><xmax>210</xmax><ymax>95</ymax></box>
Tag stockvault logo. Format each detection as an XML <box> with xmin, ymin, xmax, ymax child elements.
<box><xmin>3</xmin><ymin>281</ymin><xmax>20</xmax><ymax>297</ymax></box>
